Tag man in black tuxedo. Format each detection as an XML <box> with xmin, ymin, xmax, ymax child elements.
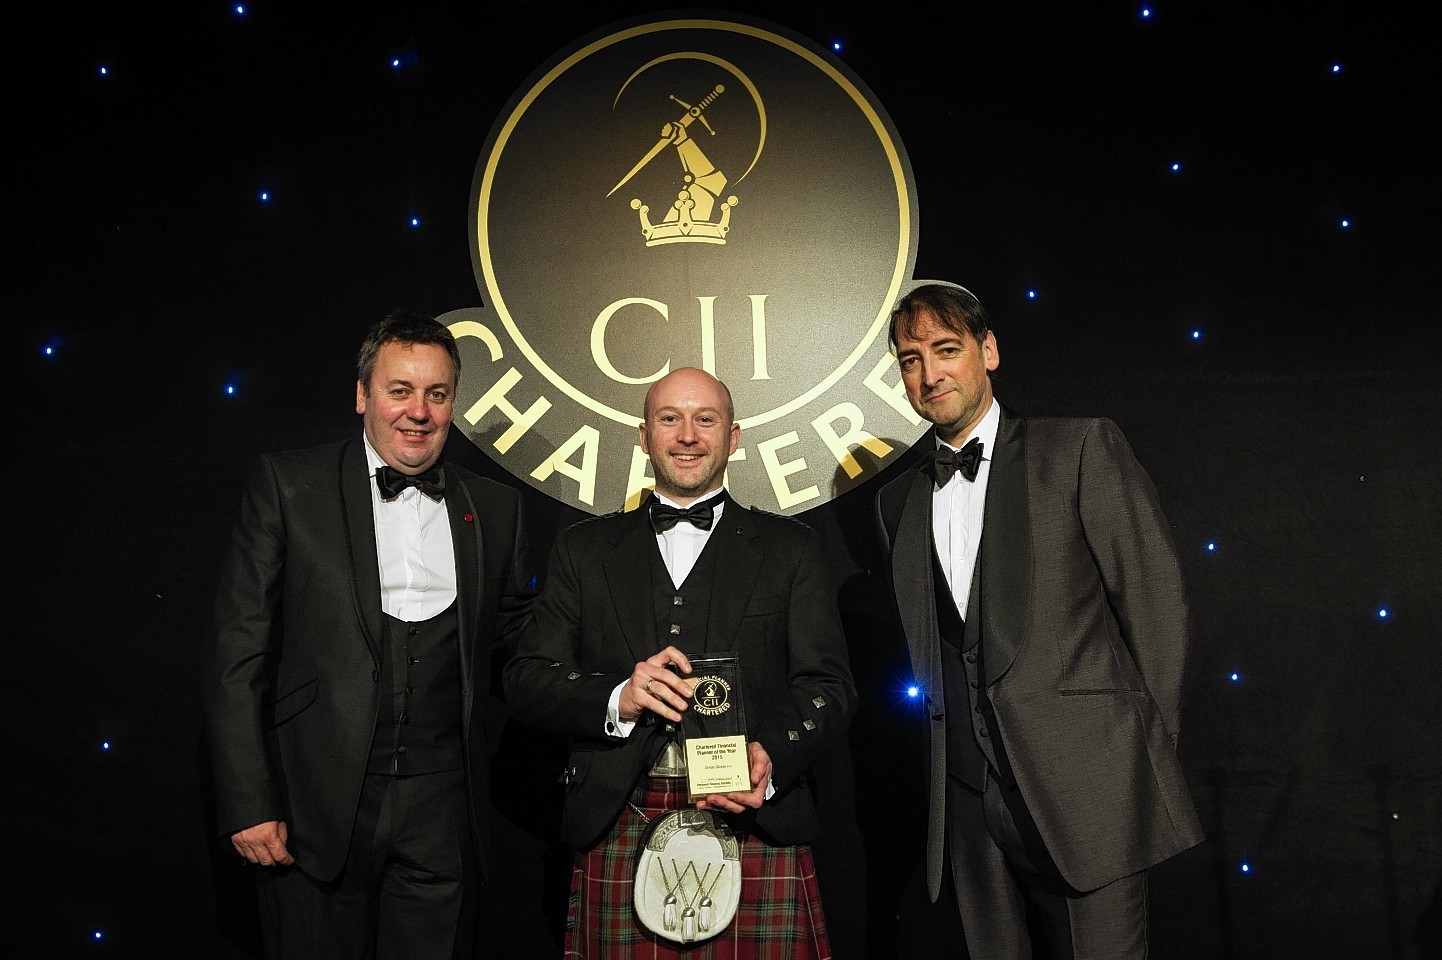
<box><xmin>202</xmin><ymin>311</ymin><xmax>536</xmax><ymax>959</ymax></box>
<box><xmin>504</xmin><ymin>366</ymin><xmax>856</xmax><ymax>958</ymax></box>
<box><xmin>874</xmin><ymin>283</ymin><xmax>1204</xmax><ymax>959</ymax></box>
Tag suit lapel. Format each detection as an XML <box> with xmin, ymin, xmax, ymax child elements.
<box><xmin>703</xmin><ymin>500</ymin><xmax>763</xmax><ymax>654</ymax></box>
<box><xmin>604</xmin><ymin>501</ymin><xmax>662</xmax><ymax>664</ymax></box>
<box><xmin>979</xmin><ymin>409</ymin><xmax>1032</xmax><ymax>685</ymax></box>
<box><xmin>446</xmin><ymin>470</ymin><xmax>483</xmax><ymax>702</ymax></box>
<box><xmin>892</xmin><ymin>465</ymin><xmax>944</xmax><ymax>698</ymax></box>
<box><xmin>339</xmin><ymin>440</ymin><xmax>384</xmax><ymax>667</ymax></box>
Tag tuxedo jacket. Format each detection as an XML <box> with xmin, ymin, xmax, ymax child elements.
<box><xmin>202</xmin><ymin>438</ymin><xmax>535</xmax><ymax>883</ymax></box>
<box><xmin>875</xmin><ymin>408</ymin><xmax>1204</xmax><ymax>893</ymax></box>
<box><xmin>502</xmin><ymin>495</ymin><xmax>856</xmax><ymax>852</ymax></box>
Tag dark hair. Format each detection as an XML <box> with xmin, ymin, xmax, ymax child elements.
<box><xmin>888</xmin><ymin>283</ymin><xmax>991</xmax><ymax>352</ymax></box>
<box><xmin>356</xmin><ymin>311</ymin><xmax>462</xmax><ymax>393</ymax></box>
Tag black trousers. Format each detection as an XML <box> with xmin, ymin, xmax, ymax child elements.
<box><xmin>256</xmin><ymin>769</ymin><xmax>477</xmax><ymax>960</ymax></box>
<box><xmin>898</xmin><ymin>773</ymin><xmax>1148</xmax><ymax>960</ymax></box>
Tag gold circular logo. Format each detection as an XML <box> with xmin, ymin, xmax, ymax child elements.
<box><xmin>448</xmin><ymin>13</ymin><xmax>926</xmax><ymax>515</ymax></box>
<box><xmin>690</xmin><ymin>675</ymin><xmax>732</xmax><ymax>717</ymax></box>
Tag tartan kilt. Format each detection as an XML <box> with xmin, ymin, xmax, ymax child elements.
<box><xmin>564</xmin><ymin>777</ymin><xmax>832</xmax><ymax>959</ymax></box>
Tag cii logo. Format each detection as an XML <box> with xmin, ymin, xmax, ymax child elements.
<box><xmin>447</xmin><ymin>14</ymin><xmax>925</xmax><ymax>516</ymax></box>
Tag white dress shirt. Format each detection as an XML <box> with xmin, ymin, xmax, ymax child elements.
<box><xmin>932</xmin><ymin>399</ymin><xmax>999</xmax><ymax>617</ymax></box>
<box><xmin>365</xmin><ymin>437</ymin><xmax>457</xmax><ymax>622</ymax></box>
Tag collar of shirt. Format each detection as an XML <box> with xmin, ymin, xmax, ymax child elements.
<box><xmin>931</xmin><ymin>399</ymin><xmax>999</xmax><ymax>615</ymax></box>
<box><xmin>652</xmin><ymin>487</ymin><xmax>727</xmax><ymax>588</ymax></box>
<box><xmin>363</xmin><ymin>435</ymin><xmax>457</xmax><ymax>621</ymax></box>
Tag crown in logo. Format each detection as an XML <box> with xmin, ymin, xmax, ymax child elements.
<box><xmin>631</xmin><ymin>191</ymin><xmax>738</xmax><ymax>245</ymax></box>
<box><xmin>609</xmin><ymin>85</ymin><xmax>741</xmax><ymax>246</ymax></box>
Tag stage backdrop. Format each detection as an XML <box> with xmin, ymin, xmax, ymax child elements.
<box><xmin>10</xmin><ymin>3</ymin><xmax>1439</xmax><ymax>959</ymax></box>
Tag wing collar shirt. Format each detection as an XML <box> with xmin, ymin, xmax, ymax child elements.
<box><xmin>932</xmin><ymin>398</ymin><xmax>999</xmax><ymax>618</ymax></box>
<box><xmin>365</xmin><ymin>437</ymin><xmax>457</xmax><ymax>622</ymax></box>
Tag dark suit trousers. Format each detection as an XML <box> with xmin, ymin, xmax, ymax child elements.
<box><xmin>256</xmin><ymin>769</ymin><xmax>476</xmax><ymax>960</ymax></box>
<box><xmin>938</xmin><ymin>771</ymin><xmax>1148</xmax><ymax>960</ymax></box>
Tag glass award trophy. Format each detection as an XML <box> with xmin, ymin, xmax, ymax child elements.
<box><xmin>682</xmin><ymin>653</ymin><xmax>750</xmax><ymax>802</ymax></box>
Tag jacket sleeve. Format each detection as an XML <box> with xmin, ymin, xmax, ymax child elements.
<box><xmin>200</xmin><ymin>455</ymin><xmax>287</xmax><ymax>836</ymax></box>
<box><xmin>753</xmin><ymin>522</ymin><xmax>858</xmax><ymax>793</ymax></box>
<box><xmin>501</xmin><ymin>525</ymin><xmax>623</xmax><ymax>740</ymax></box>
<box><xmin>1076</xmin><ymin>418</ymin><xmax>1191</xmax><ymax>743</ymax></box>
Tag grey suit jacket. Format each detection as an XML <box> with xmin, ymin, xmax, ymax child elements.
<box><xmin>876</xmin><ymin>408</ymin><xmax>1204</xmax><ymax>894</ymax></box>
<box><xmin>503</xmin><ymin>495</ymin><xmax>856</xmax><ymax>852</ymax></box>
<box><xmin>201</xmin><ymin>438</ymin><xmax>536</xmax><ymax>882</ymax></box>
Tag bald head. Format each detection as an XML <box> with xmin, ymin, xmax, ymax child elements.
<box><xmin>643</xmin><ymin>367</ymin><xmax>734</xmax><ymax>424</ymax></box>
<box><xmin>639</xmin><ymin>367</ymin><xmax>740</xmax><ymax>505</ymax></box>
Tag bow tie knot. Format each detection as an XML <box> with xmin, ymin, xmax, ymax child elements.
<box><xmin>375</xmin><ymin>463</ymin><xmax>446</xmax><ymax>501</ymax></box>
<box><xmin>930</xmin><ymin>438</ymin><xmax>984</xmax><ymax>487</ymax></box>
<box><xmin>649</xmin><ymin>494</ymin><xmax>725</xmax><ymax>533</ymax></box>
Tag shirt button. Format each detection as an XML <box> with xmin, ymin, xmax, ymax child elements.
<box><xmin>397</xmin><ymin>745</ymin><xmax>408</xmax><ymax>754</ymax></box>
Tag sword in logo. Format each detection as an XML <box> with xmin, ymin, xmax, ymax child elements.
<box><xmin>608</xmin><ymin>84</ymin><xmax>727</xmax><ymax>205</ymax></box>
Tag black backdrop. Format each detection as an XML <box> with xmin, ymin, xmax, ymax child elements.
<box><xmin>11</xmin><ymin>3</ymin><xmax>1439</xmax><ymax>958</ymax></box>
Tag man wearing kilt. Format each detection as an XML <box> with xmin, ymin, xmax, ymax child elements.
<box><xmin>504</xmin><ymin>367</ymin><xmax>857</xmax><ymax>958</ymax></box>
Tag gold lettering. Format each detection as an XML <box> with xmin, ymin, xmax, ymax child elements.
<box><xmin>748</xmin><ymin>295</ymin><xmax>770</xmax><ymax>381</ymax></box>
<box><xmin>447</xmin><ymin>319</ymin><xmax>505</xmax><ymax>361</ymax></box>
<box><xmin>625</xmin><ymin>446</ymin><xmax>654</xmax><ymax>512</ymax></box>
<box><xmin>697</xmin><ymin>296</ymin><xmax>718</xmax><ymax>375</ymax></box>
<box><xmin>756</xmin><ymin>432</ymin><xmax>819</xmax><ymax>510</ymax></box>
<box><xmin>462</xmin><ymin>367</ymin><xmax>553</xmax><ymax>454</ymax></box>
<box><xmin>592</xmin><ymin>298</ymin><xmax>669</xmax><ymax>385</ymax></box>
<box><xmin>863</xmin><ymin>351</ymin><xmax>923</xmax><ymax>425</ymax></box>
<box><xmin>812</xmin><ymin>402</ymin><xmax>893</xmax><ymax>479</ymax></box>
<box><xmin>531</xmin><ymin>425</ymin><xmax>600</xmax><ymax>507</ymax></box>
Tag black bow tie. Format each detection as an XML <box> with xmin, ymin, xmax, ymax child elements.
<box><xmin>930</xmin><ymin>438</ymin><xmax>984</xmax><ymax>487</ymax></box>
<box><xmin>375</xmin><ymin>463</ymin><xmax>446</xmax><ymax>501</ymax></box>
<box><xmin>649</xmin><ymin>493</ymin><xmax>725</xmax><ymax>533</ymax></box>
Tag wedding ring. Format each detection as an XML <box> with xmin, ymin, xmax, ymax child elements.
<box><xmin>645</xmin><ymin>679</ymin><xmax>653</xmax><ymax>694</ymax></box>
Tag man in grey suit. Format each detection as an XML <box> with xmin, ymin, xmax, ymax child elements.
<box><xmin>874</xmin><ymin>283</ymin><xmax>1203</xmax><ymax>959</ymax></box>
<box><xmin>504</xmin><ymin>366</ymin><xmax>856</xmax><ymax>957</ymax></box>
<box><xmin>202</xmin><ymin>311</ymin><xmax>536</xmax><ymax>958</ymax></box>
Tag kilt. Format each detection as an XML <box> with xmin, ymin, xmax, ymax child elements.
<box><xmin>564</xmin><ymin>777</ymin><xmax>832</xmax><ymax>959</ymax></box>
